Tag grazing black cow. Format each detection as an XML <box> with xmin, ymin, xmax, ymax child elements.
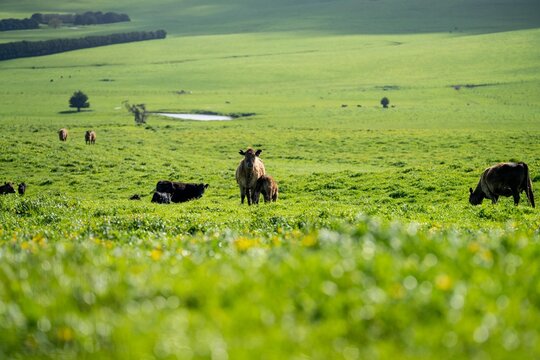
<box><xmin>0</xmin><ymin>182</ymin><xmax>16</xmax><ymax>194</ymax></box>
<box><xmin>469</xmin><ymin>162</ymin><xmax>535</xmax><ymax>207</ymax></box>
<box><xmin>18</xmin><ymin>183</ymin><xmax>26</xmax><ymax>195</ymax></box>
<box><xmin>151</xmin><ymin>191</ymin><xmax>171</xmax><ymax>204</ymax></box>
<box><xmin>155</xmin><ymin>180</ymin><xmax>209</xmax><ymax>203</ymax></box>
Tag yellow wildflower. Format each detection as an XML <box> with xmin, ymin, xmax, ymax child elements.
<box><xmin>56</xmin><ymin>326</ymin><xmax>74</xmax><ymax>342</ymax></box>
<box><xmin>32</xmin><ymin>233</ymin><xmax>46</xmax><ymax>247</ymax></box>
<box><xmin>234</xmin><ymin>237</ymin><xmax>259</xmax><ymax>252</ymax></box>
<box><xmin>435</xmin><ymin>274</ymin><xmax>453</xmax><ymax>291</ymax></box>
<box><xmin>150</xmin><ymin>248</ymin><xmax>163</xmax><ymax>260</ymax></box>
<box><xmin>468</xmin><ymin>242</ymin><xmax>480</xmax><ymax>253</ymax></box>
<box><xmin>301</xmin><ymin>233</ymin><xmax>318</xmax><ymax>247</ymax></box>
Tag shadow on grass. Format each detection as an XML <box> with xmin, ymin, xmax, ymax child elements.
<box><xmin>58</xmin><ymin>110</ymin><xmax>93</xmax><ymax>114</ymax></box>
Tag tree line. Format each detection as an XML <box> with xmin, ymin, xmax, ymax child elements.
<box><xmin>31</xmin><ymin>11</ymin><xmax>130</xmax><ymax>26</ymax></box>
<box><xmin>0</xmin><ymin>30</ymin><xmax>167</xmax><ymax>61</ymax></box>
<box><xmin>0</xmin><ymin>18</ymin><xmax>39</xmax><ymax>32</ymax></box>
<box><xmin>0</xmin><ymin>11</ymin><xmax>130</xmax><ymax>32</ymax></box>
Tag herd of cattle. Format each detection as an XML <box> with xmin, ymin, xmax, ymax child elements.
<box><xmin>58</xmin><ymin>128</ymin><xmax>96</xmax><ymax>144</ymax></box>
<box><xmin>0</xmin><ymin>130</ymin><xmax>536</xmax><ymax>208</ymax></box>
<box><xmin>148</xmin><ymin>148</ymin><xmax>279</xmax><ymax>205</ymax></box>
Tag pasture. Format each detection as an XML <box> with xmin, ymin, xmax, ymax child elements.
<box><xmin>0</xmin><ymin>0</ymin><xmax>540</xmax><ymax>358</ymax></box>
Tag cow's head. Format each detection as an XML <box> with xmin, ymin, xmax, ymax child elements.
<box><xmin>239</xmin><ymin>148</ymin><xmax>262</xmax><ymax>169</ymax></box>
<box><xmin>468</xmin><ymin>187</ymin><xmax>484</xmax><ymax>205</ymax></box>
<box><xmin>193</xmin><ymin>183</ymin><xmax>209</xmax><ymax>198</ymax></box>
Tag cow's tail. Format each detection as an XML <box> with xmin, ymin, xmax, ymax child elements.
<box><xmin>523</xmin><ymin>162</ymin><xmax>535</xmax><ymax>208</ymax></box>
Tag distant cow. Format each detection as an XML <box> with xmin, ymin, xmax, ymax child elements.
<box><xmin>58</xmin><ymin>128</ymin><xmax>68</xmax><ymax>141</ymax></box>
<box><xmin>235</xmin><ymin>148</ymin><xmax>266</xmax><ymax>205</ymax></box>
<box><xmin>0</xmin><ymin>182</ymin><xmax>16</xmax><ymax>194</ymax></box>
<box><xmin>469</xmin><ymin>162</ymin><xmax>535</xmax><ymax>207</ymax></box>
<box><xmin>254</xmin><ymin>175</ymin><xmax>278</xmax><ymax>204</ymax></box>
<box><xmin>85</xmin><ymin>130</ymin><xmax>96</xmax><ymax>144</ymax></box>
<box><xmin>155</xmin><ymin>180</ymin><xmax>209</xmax><ymax>203</ymax></box>
<box><xmin>151</xmin><ymin>191</ymin><xmax>172</xmax><ymax>204</ymax></box>
<box><xmin>18</xmin><ymin>182</ymin><xmax>26</xmax><ymax>195</ymax></box>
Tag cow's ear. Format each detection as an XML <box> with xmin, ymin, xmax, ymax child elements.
<box><xmin>469</xmin><ymin>187</ymin><xmax>473</xmax><ymax>195</ymax></box>
<box><xmin>239</xmin><ymin>150</ymin><xmax>245</xmax><ymax>155</ymax></box>
<box><xmin>255</xmin><ymin>149</ymin><xmax>262</xmax><ymax>156</ymax></box>
<box><xmin>204</xmin><ymin>184</ymin><xmax>209</xmax><ymax>189</ymax></box>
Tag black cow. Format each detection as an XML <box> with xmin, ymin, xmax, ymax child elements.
<box><xmin>18</xmin><ymin>182</ymin><xmax>26</xmax><ymax>195</ymax></box>
<box><xmin>469</xmin><ymin>162</ymin><xmax>535</xmax><ymax>207</ymax></box>
<box><xmin>151</xmin><ymin>191</ymin><xmax>172</xmax><ymax>204</ymax></box>
<box><xmin>155</xmin><ymin>180</ymin><xmax>209</xmax><ymax>203</ymax></box>
<box><xmin>0</xmin><ymin>182</ymin><xmax>15</xmax><ymax>194</ymax></box>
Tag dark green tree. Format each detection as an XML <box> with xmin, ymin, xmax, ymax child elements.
<box><xmin>380</xmin><ymin>97</ymin><xmax>389</xmax><ymax>108</ymax></box>
<box><xmin>69</xmin><ymin>90</ymin><xmax>89</xmax><ymax>112</ymax></box>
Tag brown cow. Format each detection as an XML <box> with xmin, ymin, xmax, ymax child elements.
<box><xmin>235</xmin><ymin>148</ymin><xmax>266</xmax><ymax>205</ymax></box>
<box><xmin>469</xmin><ymin>162</ymin><xmax>535</xmax><ymax>207</ymax></box>
<box><xmin>254</xmin><ymin>175</ymin><xmax>278</xmax><ymax>204</ymax></box>
<box><xmin>58</xmin><ymin>128</ymin><xmax>68</xmax><ymax>141</ymax></box>
<box><xmin>85</xmin><ymin>130</ymin><xmax>96</xmax><ymax>144</ymax></box>
<box><xmin>0</xmin><ymin>182</ymin><xmax>16</xmax><ymax>194</ymax></box>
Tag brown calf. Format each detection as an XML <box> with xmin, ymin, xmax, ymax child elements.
<box><xmin>254</xmin><ymin>175</ymin><xmax>278</xmax><ymax>204</ymax></box>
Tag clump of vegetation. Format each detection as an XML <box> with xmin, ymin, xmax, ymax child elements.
<box><xmin>31</xmin><ymin>11</ymin><xmax>130</xmax><ymax>26</ymax></box>
<box><xmin>69</xmin><ymin>90</ymin><xmax>90</xmax><ymax>112</ymax></box>
<box><xmin>124</xmin><ymin>101</ymin><xmax>148</xmax><ymax>124</ymax></box>
<box><xmin>0</xmin><ymin>18</ymin><xmax>39</xmax><ymax>32</ymax></box>
<box><xmin>0</xmin><ymin>30</ymin><xmax>167</xmax><ymax>61</ymax></box>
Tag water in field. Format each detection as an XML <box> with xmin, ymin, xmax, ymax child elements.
<box><xmin>156</xmin><ymin>113</ymin><xmax>233</xmax><ymax>121</ymax></box>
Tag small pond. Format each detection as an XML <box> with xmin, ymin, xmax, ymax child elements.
<box><xmin>156</xmin><ymin>113</ymin><xmax>233</xmax><ymax>121</ymax></box>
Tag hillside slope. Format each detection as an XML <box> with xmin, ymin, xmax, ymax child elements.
<box><xmin>1</xmin><ymin>0</ymin><xmax>539</xmax><ymax>36</ymax></box>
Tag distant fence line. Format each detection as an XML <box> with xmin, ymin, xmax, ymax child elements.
<box><xmin>0</xmin><ymin>30</ymin><xmax>167</xmax><ymax>61</ymax></box>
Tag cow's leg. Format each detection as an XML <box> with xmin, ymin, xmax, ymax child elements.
<box><xmin>254</xmin><ymin>189</ymin><xmax>262</xmax><ymax>204</ymax></box>
<box><xmin>253</xmin><ymin>190</ymin><xmax>260</xmax><ymax>204</ymax></box>
<box><xmin>240</xmin><ymin>187</ymin><xmax>246</xmax><ymax>204</ymax></box>
<box><xmin>252</xmin><ymin>189</ymin><xmax>261</xmax><ymax>205</ymax></box>
<box><xmin>512</xmin><ymin>188</ymin><xmax>520</xmax><ymax>206</ymax></box>
<box><xmin>247</xmin><ymin>188</ymin><xmax>252</xmax><ymax>206</ymax></box>
<box><xmin>491</xmin><ymin>195</ymin><xmax>498</xmax><ymax>204</ymax></box>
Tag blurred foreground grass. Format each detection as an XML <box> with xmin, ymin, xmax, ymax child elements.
<box><xmin>0</xmin><ymin>196</ymin><xmax>539</xmax><ymax>359</ymax></box>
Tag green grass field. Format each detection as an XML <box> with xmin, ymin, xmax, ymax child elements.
<box><xmin>1</xmin><ymin>0</ymin><xmax>540</xmax><ymax>358</ymax></box>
